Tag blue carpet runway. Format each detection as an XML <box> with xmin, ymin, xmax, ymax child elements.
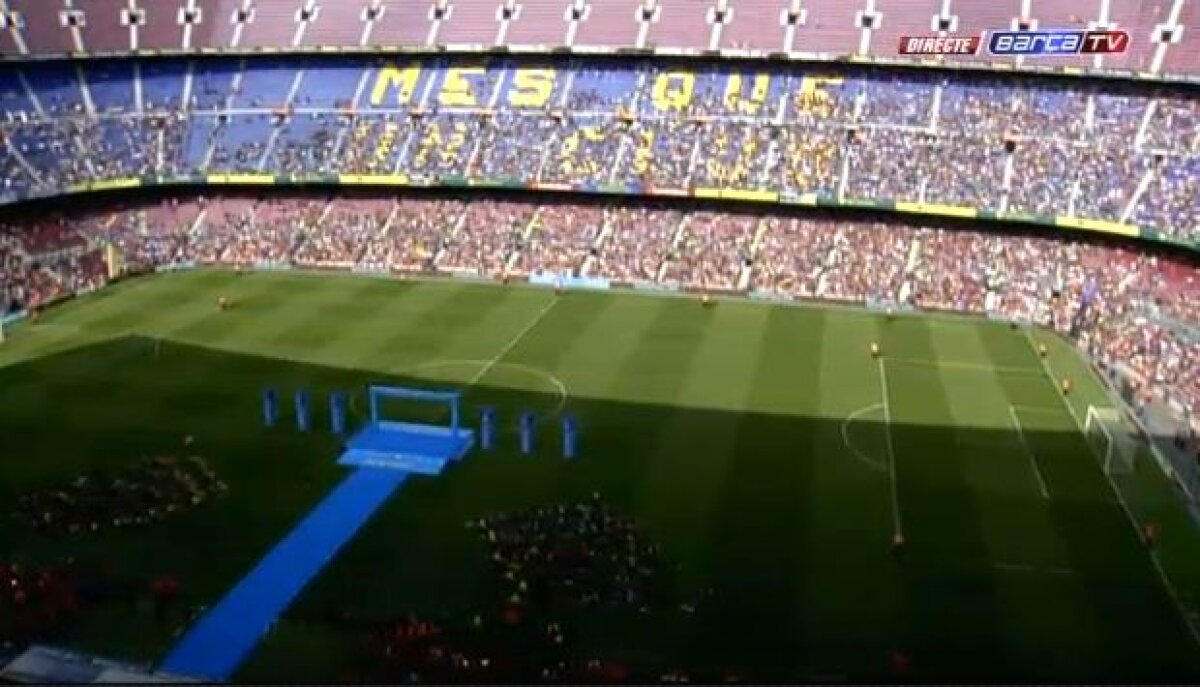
<box><xmin>160</xmin><ymin>468</ymin><xmax>408</xmax><ymax>680</ymax></box>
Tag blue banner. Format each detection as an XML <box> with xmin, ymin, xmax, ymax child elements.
<box><xmin>352</xmin><ymin>266</ymin><xmax>391</xmax><ymax>277</ymax></box>
<box><xmin>1</xmin><ymin>310</ymin><xmax>27</xmax><ymax>326</ymax></box>
<box><xmin>528</xmin><ymin>273</ymin><xmax>611</xmax><ymax>290</ymax></box>
<box><xmin>865</xmin><ymin>297</ymin><xmax>911</xmax><ymax>312</ymax></box>
<box><xmin>154</xmin><ymin>261</ymin><xmax>197</xmax><ymax>273</ymax></box>
<box><xmin>254</xmin><ymin>261</ymin><xmax>294</xmax><ymax>271</ymax></box>
<box><xmin>631</xmin><ymin>281</ymin><xmax>680</xmax><ymax>293</ymax></box>
<box><xmin>749</xmin><ymin>290</ymin><xmax>794</xmax><ymax>303</ymax></box>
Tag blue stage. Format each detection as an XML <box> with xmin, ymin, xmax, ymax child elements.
<box><xmin>161</xmin><ymin>385</ymin><xmax>472</xmax><ymax>681</ymax></box>
<box><xmin>338</xmin><ymin>420</ymin><xmax>474</xmax><ymax>475</ymax></box>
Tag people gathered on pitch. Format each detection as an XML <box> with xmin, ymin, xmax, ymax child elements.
<box><xmin>14</xmin><ymin>456</ymin><xmax>227</xmax><ymax>536</ymax></box>
<box><xmin>0</xmin><ymin>557</ymin><xmax>189</xmax><ymax>646</ymax></box>
<box><xmin>470</xmin><ymin>492</ymin><xmax>667</xmax><ymax>611</ymax></box>
<box><xmin>285</xmin><ymin>494</ymin><xmax>711</xmax><ymax>683</ymax></box>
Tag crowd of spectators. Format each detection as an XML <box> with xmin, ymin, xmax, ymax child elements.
<box><xmin>355</xmin><ymin>199</ymin><xmax>469</xmax><ymax>272</ymax></box>
<box><xmin>513</xmin><ymin>204</ymin><xmax>607</xmax><ymax>278</ymax></box>
<box><xmin>0</xmin><ymin>216</ymin><xmax>101</xmax><ymax>313</ymax></box>
<box><xmin>811</xmin><ymin>222</ymin><xmax>912</xmax><ymax>304</ymax></box>
<box><xmin>438</xmin><ymin>201</ymin><xmax>537</xmax><ymax>275</ymax></box>
<box><xmin>753</xmin><ymin>217</ymin><xmax>839</xmax><ymax>298</ymax></box>
<box><xmin>662</xmin><ymin>211</ymin><xmax>756</xmax><ymax>290</ymax></box>
<box><xmin>14</xmin><ymin>456</ymin><xmax>226</xmax><ymax>537</ymax></box>
<box><xmin>101</xmin><ymin>197</ymin><xmax>204</xmax><ymax>270</ymax></box>
<box><xmin>186</xmin><ymin>196</ymin><xmax>328</xmax><ymax>265</ymax></box>
<box><xmin>293</xmin><ymin>199</ymin><xmax>391</xmax><ymax>268</ymax></box>
<box><xmin>591</xmin><ymin>206</ymin><xmax>683</xmax><ymax>283</ymax></box>
<box><xmin>3</xmin><ymin>62</ymin><xmax>1194</xmax><ymax>244</ymax></box>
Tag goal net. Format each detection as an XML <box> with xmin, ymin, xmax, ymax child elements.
<box><xmin>1084</xmin><ymin>406</ymin><xmax>1137</xmax><ymax>475</ymax></box>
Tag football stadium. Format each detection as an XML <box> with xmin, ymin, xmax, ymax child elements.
<box><xmin>0</xmin><ymin>0</ymin><xmax>1197</xmax><ymax>683</ymax></box>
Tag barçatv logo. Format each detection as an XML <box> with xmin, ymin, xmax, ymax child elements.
<box><xmin>898</xmin><ymin>30</ymin><xmax>1130</xmax><ymax>56</ymax></box>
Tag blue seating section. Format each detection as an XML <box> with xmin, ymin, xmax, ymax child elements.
<box><xmin>0</xmin><ymin>56</ymin><xmax>1195</xmax><ymax>242</ymax></box>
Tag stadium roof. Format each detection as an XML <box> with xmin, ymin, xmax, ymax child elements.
<box><xmin>0</xmin><ymin>0</ymin><xmax>1195</xmax><ymax>80</ymax></box>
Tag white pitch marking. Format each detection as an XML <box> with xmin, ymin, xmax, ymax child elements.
<box><xmin>1009</xmin><ymin>404</ymin><xmax>1068</xmax><ymax>415</ymax></box>
<box><xmin>468</xmin><ymin>296</ymin><xmax>559</xmax><ymax>387</ymax></box>
<box><xmin>884</xmin><ymin>356</ymin><xmax>1043</xmax><ymax>377</ymax></box>
<box><xmin>1009</xmin><ymin>404</ymin><xmax>1051</xmax><ymax>499</ymax></box>
<box><xmin>404</xmin><ymin>359</ymin><xmax>569</xmax><ymax>416</ymax></box>
<box><xmin>840</xmin><ymin>403</ymin><xmax>888</xmax><ymax>473</ymax></box>
<box><xmin>877</xmin><ymin>357</ymin><xmax>904</xmax><ymax>538</ymax></box>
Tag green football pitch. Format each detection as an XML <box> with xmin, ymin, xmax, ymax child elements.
<box><xmin>1</xmin><ymin>268</ymin><xmax>1199</xmax><ymax>682</ymax></box>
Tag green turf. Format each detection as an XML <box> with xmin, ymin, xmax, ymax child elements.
<box><xmin>1</xmin><ymin>269</ymin><xmax>1198</xmax><ymax>682</ymax></box>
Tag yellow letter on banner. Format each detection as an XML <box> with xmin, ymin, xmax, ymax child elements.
<box><xmin>369</xmin><ymin>65</ymin><xmax>422</xmax><ymax>107</ymax></box>
<box><xmin>508</xmin><ymin>69</ymin><xmax>556</xmax><ymax>108</ymax></box>
<box><xmin>796</xmin><ymin>75</ymin><xmax>843</xmax><ymax>116</ymax></box>
<box><xmin>724</xmin><ymin>73</ymin><xmax>771</xmax><ymax>114</ymax></box>
<box><xmin>652</xmin><ymin>71</ymin><xmax>695</xmax><ymax>112</ymax></box>
<box><xmin>445</xmin><ymin>121</ymin><xmax>469</xmax><ymax>162</ymax></box>
<box><xmin>438</xmin><ymin>67</ymin><xmax>486</xmax><ymax>107</ymax></box>
<box><xmin>633</xmin><ymin>128</ymin><xmax>655</xmax><ymax>175</ymax></box>
<box><xmin>375</xmin><ymin>122</ymin><xmax>399</xmax><ymax>163</ymax></box>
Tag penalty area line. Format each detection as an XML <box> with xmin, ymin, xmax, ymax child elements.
<box><xmin>1008</xmin><ymin>405</ymin><xmax>1051</xmax><ymax>500</ymax></box>
<box><xmin>883</xmin><ymin>356</ymin><xmax>1044</xmax><ymax>377</ymax></box>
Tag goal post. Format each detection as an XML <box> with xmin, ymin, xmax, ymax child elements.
<box><xmin>1084</xmin><ymin>406</ymin><xmax>1137</xmax><ymax>475</ymax></box>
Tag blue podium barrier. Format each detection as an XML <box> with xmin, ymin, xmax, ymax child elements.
<box><xmin>519</xmin><ymin>411</ymin><xmax>535</xmax><ymax>455</ymax></box>
<box><xmin>262</xmin><ymin>388</ymin><xmax>278</xmax><ymax>428</ymax></box>
<box><xmin>295</xmin><ymin>390</ymin><xmax>310</xmax><ymax>433</ymax></box>
<box><xmin>330</xmin><ymin>392</ymin><xmax>346</xmax><ymax>435</ymax></box>
<box><xmin>563</xmin><ymin>414</ymin><xmax>578</xmax><ymax>459</ymax></box>
<box><xmin>480</xmin><ymin>407</ymin><xmax>496</xmax><ymax>451</ymax></box>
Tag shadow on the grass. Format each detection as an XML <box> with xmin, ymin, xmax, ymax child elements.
<box><xmin>0</xmin><ymin>335</ymin><xmax>1196</xmax><ymax>685</ymax></box>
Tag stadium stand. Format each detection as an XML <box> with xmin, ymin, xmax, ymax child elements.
<box><xmin>0</xmin><ymin>59</ymin><xmax>1194</xmax><ymax>249</ymax></box>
